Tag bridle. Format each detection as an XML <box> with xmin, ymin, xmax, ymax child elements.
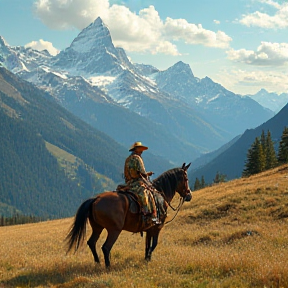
<box><xmin>163</xmin><ymin>168</ymin><xmax>192</xmax><ymax>225</ymax></box>
<box><xmin>181</xmin><ymin>169</ymin><xmax>192</xmax><ymax>201</ymax></box>
<box><xmin>141</xmin><ymin>163</ymin><xmax>192</xmax><ymax>225</ymax></box>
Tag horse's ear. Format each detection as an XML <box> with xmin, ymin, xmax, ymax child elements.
<box><xmin>182</xmin><ymin>163</ymin><xmax>186</xmax><ymax>169</ymax></box>
<box><xmin>185</xmin><ymin>163</ymin><xmax>191</xmax><ymax>170</ymax></box>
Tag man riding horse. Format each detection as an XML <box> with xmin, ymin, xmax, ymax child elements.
<box><xmin>123</xmin><ymin>141</ymin><xmax>162</xmax><ymax>226</ymax></box>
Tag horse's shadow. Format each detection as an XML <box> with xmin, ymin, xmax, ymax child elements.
<box><xmin>2</xmin><ymin>258</ymin><xmax>148</xmax><ymax>287</ymax></box>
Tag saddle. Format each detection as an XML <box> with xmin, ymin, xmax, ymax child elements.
<box><xmin>116</xmin><ymin>184</ymin><xmax>166</xmax><ymax>229</ymax></box>
<box><xmin>116</xmin><ymin>187</ymin><xmax>141</xmax><ymax>214</ymax></box>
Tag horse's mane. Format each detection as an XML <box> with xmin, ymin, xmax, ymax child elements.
<box><xmin>152</xmin><ymin>167</ymin><xmax>182</xmax><ymax>200</ymax></box>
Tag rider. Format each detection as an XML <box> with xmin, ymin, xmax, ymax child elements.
<box><xmin>124</xmin><ymin>142</ymin><xmax>160</xmax><ymax>224</ymax></box>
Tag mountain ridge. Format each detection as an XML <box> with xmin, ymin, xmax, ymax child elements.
<box><xmin>0</xmin><ymin>17</ymin><xmax>274</xmax><ymax>164</ymax></box>
<box><xmin>247</xmin><ymin>88</ymin><xmax>288</xmax><ymax>113</ymax></box>
<box><xmin>189</xmin><ymin>102</ymin><xmax>288</xmax><ymax>183</ymax></box>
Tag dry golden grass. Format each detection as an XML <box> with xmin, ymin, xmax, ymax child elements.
<box><xmin>1</xmin><ymin>164</ymin><xmax>288</xmax><ymax>288</ymax></box>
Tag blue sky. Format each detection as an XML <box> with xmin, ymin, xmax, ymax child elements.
<box><xmin>0</xmin><ymin>0</ymin><xmax>287</xmax><ymax>95</ymax></box>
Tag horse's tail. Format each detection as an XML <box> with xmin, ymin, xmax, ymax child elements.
<box><xmin>66</xmin><ymin>197</ymin><xmax>96</xmax><ymax>253</ymax></box>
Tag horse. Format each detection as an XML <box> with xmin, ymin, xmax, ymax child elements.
<box><xmin>66</xmin><ymin>163</ymin><xmax>192</xmax><ymax>267</ymax></box>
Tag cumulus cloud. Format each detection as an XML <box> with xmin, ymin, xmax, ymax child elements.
<box><xmin>240</xmin><ymin>0</ymin><xmax>288</xmax><ymax>28</ymax></box>
<box><xmin>34</xmin><ymin>0</ymin><xmax>109</xmax><ymax>30</ymax></box>
<box><xmin>163</xmin><ymin>18</ymin><xmax>231</xmax><ymax>48</ymax></box>
<box><xmin>215</xmin><ymin>68</ymin><xmax>288</xmax><ymax>95</ymax></box>
<box><xmin>226</xmin><ymin>42</ymin><xmax>288</xmax><ymax>66</ymax></box>
<box><xmin>33</xmin><ymin>0</ymin><xmax>232</xmax><ymax>55</ymax></box>
<box><xmin>25</xmin><ymin>39</ymin><xmax>59</xmax><ymax>55</ymax></box>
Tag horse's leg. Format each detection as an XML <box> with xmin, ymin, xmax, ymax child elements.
<box><xmin>145</xmin><ymin>232</ymin><xmax>152</xmax><ymax>261</ymax></box>
<box><xmin>102</xmin><ymin>229</ymin><xmax>121</xmax><ymax>268</ymax></box>
<box><xmin>146</xmin><ymin>232</ymin><xmax>160</xmax><ymax>261</ymax></box>
<box><xmin>87</xmin><ymin>226</ymin><xmax>103</xmax><ymax>263</ymax></box>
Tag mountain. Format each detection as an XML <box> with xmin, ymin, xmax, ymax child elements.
<box><xmin>247</xmin><ymin>88</ymin><xmax>288</xmax><ymax>113</ymax></box>
<box><xmin>48</xmin><ymin>18</ymin><xmax>230</xmax><ymax>156</ymax></box>
<box><xmin>0</xmin><ymin>67</ymin><xmax>119</xmax><ymax>217</ymax></box>
<box><xmin>1</xmin><ymin>24</ymin><xmax>212</xmax><ymax>163</ymax></box>
<box><xmin>189</xmin><ymin>102</ymin><xmax>288</xmax><ymax>183</ymax></box>
<box><xmin>0</xmin><ymin>17</ymin><xmax>274</xmax><ymax>164</ymax></box>
<box><xmin>152</xmin><ymin>61</ymin><xmax>274</xmax><ymax>136</ymax></box>
<box><xmin>0</xmin><ymin>67</ymin><xmax>171</xmax><ymax>218</ymax></box>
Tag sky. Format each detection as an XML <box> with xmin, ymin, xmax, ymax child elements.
<box><xmin>0</xmin><ymin>0</ymin><xmax>287</xmax><ymax>95</ymax></box>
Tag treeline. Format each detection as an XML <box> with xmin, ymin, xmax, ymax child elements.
<box><xmin>193</xmin><ymin>171</ymin><xmax>227</xmax><ymax>191</ymax></box>
<box><xmin>0</xmin><ymin>214</ymin><xmax>44</xmax><ymax>227</ymax></box>
<box><xmin>0</xmin><ymin>111</ymin><xmax>84</xmax><ymax>218</ymax></box>
<box><xmin>243</xmin><ymin>127</ymin><xmax>288</xmax><ymax>177</ymax></box>
<box><xmin>192</xmin><ymin>126</ymin><xmax>288</xmax><ymax>190</ymax></box>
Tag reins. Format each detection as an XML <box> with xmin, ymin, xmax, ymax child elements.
<box><xmin>164</xmin><ymin>196</ymin><xmax>184</xmax><ymax>225</ymax></box>
<box><xmin>141</xmin><ymin>170</ymin><xmax>189</xmax><ymax>225</ymax></box>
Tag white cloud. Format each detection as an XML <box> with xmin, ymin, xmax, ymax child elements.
<box><xmin>153</xmin><ymin>41</ymin><xmax>180</xmax><ymax>56</ymax></box>
<box><xmin>258</xmin><ymin>0</ymin><xmax>282</xmax><ymax>9</ymax></box>
<box><xmin>163</xmin><ymin>18</ymin><xmax>231</xmax><ymax>48</ymax></box>
<box><xmin>240</xmin><ymin>1</ymin><xmax>288</xmax><ymax>28</ymax></box>
<box><xmin>25</xmin><ymin>39</ymin><xmax>59</xmax><ymax>55</ymax></box>
<box><xmin>104</xmin><ymin>5</ymin><xmax>166</xmax><ymax>53</ymax></box>
<box><xmin>213</xmin><ymin>20</ymin><xmax>220</xmax><ymax>24</ymax></box>
<box><xmin>215</xmin><ymin>68</ymin><xmax>288</xmax><ymax>95</ymax></box>
<box><xmin>34</xmin><ymin>0</ymin><xmax>109</xmax><ymax>30</ymax></box>
<box><xmin>33</xmin><ymin>0</ymin><xmax>232</xmax><ymax>55</ymax></box>
<box><xmin>226</xmin><ymin>42</ymin><xmax>288</xmax><ymax>66</ymax></box>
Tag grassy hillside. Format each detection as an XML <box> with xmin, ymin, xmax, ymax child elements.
<box><xmin>0</xmin><ymin>164</ymin><xmax>287</xmax><ymax>287</ymax></box>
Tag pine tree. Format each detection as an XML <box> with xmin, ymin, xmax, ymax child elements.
<box><xmin>243</xmin><ymin>137</ymin><xmax>265</xmax><ymax>177</ymax></box>
<box><xmin>265</xmin><ymin>130</ymin><xmax>278</xmax><ymax>169</ymax></box>
<box><xmin>278</xmin><ymin>126</ymin><xmax>288</xmax><ymax>164</ymax></box>
<box><xmin>213</xmin><ymin>171</ymin><xmax>226</xmax><ymax>183</ymax></box>
<box><xmin>200</xmin><ymin>175</ymin><xmax>206</xmax><ymax>189</ymax></box>
<box><xmin>260</xmin><ymin>130</ymin><xmax>266</xmax><ymax>153</ymax></box>
<box><xmin>193</xmin><ymin>177</ymin><xmax>201</xmax><ymax>191</ymax></box>
<box><xmin>214</xmin><ymin>172</ymin><xmax>220</xmax><ymax>184</ymax></box>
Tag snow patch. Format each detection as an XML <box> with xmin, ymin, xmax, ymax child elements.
<box><xmin>88</xmin><ymin>76</ymin><xmax>116</xmax><ymax>86</ymax></box>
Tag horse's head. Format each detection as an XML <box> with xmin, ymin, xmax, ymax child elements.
<box><xmin>177</xmin><ymin>163</ymin><xmax>192</xmax><ymax>202</ymax></box>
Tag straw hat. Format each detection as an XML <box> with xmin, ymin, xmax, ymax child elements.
<box><xmin>129</xmin><ymin>141</ymin><xmax>148</xmax><ymax>151</ymax></box>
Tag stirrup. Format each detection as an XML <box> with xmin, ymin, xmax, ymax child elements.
<box><xmin>152</xmin><ymin>217</ymin><xmax>161</xmax><ymax>225</ymax></box>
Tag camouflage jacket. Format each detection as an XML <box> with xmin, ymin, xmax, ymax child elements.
<box><xmin>124</xmin><ymin>153</ymin><xmax>147</xmax><ymax>184</ymax></box>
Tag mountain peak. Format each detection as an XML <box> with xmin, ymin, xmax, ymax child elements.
<box><xmin>167</xmin><ymin>61</ymin><xmax>194</xmax><ymax>77</ymax></box>
<box><xmin>53</xmin><ymin>17</ymin><xmax>127</xmax><ymax>74</ymax></box>
<box><xmin>257</xmin><ymin>88</ymin><xmax>269</xmax><ymax>94</ymax></box>
<box><xmin>0</xmin><ymin>36</ymin><xmax>10</xmax><ymax>54</ymax></box>
<box><xmin>69</xmin><ymin>17</ymin><xmax>112</xmax><ymax>53</ymax></box>
<box><xmin>0</xmin><ymin>36</ymin><xmax>8</xmax><ymax>46</ymax></box>
<box><xmin>92</xmin><ymin>16</ymin><xmax>104</xmax><ymax>26</ymax></box>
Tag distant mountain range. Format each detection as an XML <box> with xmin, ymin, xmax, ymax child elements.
<box><xmin>189</xmin><ymin>102</ymin><xmax>288</xmax><ymax>183</ymax></box>
<box><xmin>247</xmin><ymin>89</ymin><xmax>288</xmax><ymax>113</ymax></box>
<box><xmin>0</xmin><ymin>17</ymin><xmax>274</xmax><ymax>165</ymax></box>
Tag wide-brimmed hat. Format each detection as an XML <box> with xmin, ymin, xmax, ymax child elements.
<box><xmin>129</xmin><ymin>141</ymin><xmax>148</xmax><ymax>151</ymax></box>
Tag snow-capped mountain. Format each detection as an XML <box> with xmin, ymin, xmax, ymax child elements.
<box><xmin>0</xmin><ymin>36</ymin><xmax>52</xmax><ymax>73</ymax></box>
<box><xmin>0</xmin><ymin>17</ymin><xmax>274</xmax><ymax>165</ymax></box>
<box><xmin>247</xmin><ymin>89</ymin><xmax>288</xmax><ymax>113</ymax></box>
<box><xmin>152</xmin><ymin>61</ymin><xmax>274</xmax><ymax>136</ymax></box>
<box><xmin>52</xmin><ymin>18</ymin><xmax>134</xmax><ymax>75</ymax></box>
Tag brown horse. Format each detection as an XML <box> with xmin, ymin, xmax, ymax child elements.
<box><xmin>66</xmin><ymin>163</ymin><xmax>192</xmax><ymax>267</ymax></box>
